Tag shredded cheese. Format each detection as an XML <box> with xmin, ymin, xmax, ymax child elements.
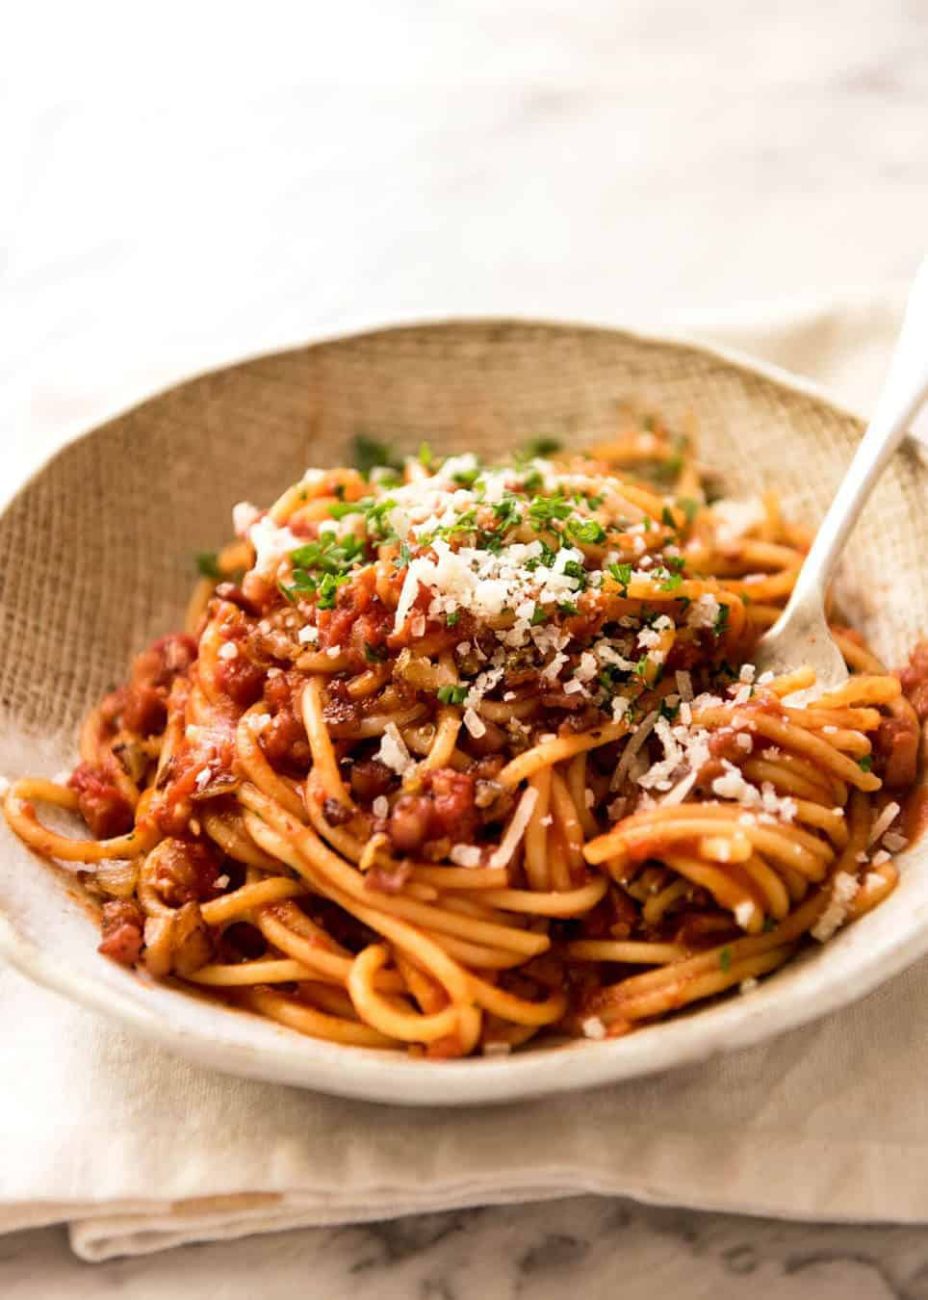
<box><xmin>488</xmin><ymin>786</ymin><xmax>539</xmax><ymax>868</ymax></box>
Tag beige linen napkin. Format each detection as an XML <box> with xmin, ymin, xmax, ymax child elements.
<box><xmin>4</xmin><ymin>293</ymin><xmax>928</xmax><ymax>1263</ymax></box>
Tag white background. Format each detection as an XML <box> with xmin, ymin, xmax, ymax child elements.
<box><xmin>3</xmin><ymin>0</ymin><xmax>928</xmax><ymax>491</ymax></box>
<box><xmin>3</xmin><ymin>1</ymin><xmax>928</xmax><ymax>1295</ymax></box>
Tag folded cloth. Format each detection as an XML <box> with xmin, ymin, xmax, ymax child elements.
<box><xmin>4</xmin><ymin>293</ymin><xmax>927</xmax><ymax>1263</ymax></box>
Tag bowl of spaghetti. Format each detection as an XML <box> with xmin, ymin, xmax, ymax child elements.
<box><xmin>2</xmin><ymin>319</ymin><xmax>928</xmax><ymax>1105</ymax></box>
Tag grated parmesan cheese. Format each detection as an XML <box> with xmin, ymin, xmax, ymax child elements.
<box><xmin>733</xmin><ymin>900</ymin><xmax>757</xmax><ymax>930</ymax></box>
<box><xmin>811</xmin><ymin>872</ymin><xmax>859</xmax><ymax>942</ymax></box>
<box><xmin>868</xmin><ymin>801</ymin><xmax>901</xmax><ymax>848</ymax></box>
<box><xmin>247</xmin><ymin>516</ymin><xmax>302</xmax><ymax>581</ymax></box>
<box><xmin>450</xmin><ymin>844</ymin><xmax>482</xmax><ymax>868</ymax></box>
<box><xmin>712</xmin><ymin>497</ymin><xmax>766</xmax><ymax>545</ymax></box>
<box><xmin>581</xmin><ymin>1016</ymin><xmax>607</xmax><ymax>1040</ymax></box>
<box><xmin>711</xmin><ymin>761</ymin><xmax>797</xmax><ymax>822</ymax></box>
<box><xmin>463</xmin><ymin>708</ymin><xmax>487</xmax><ymax>739</ymax></box>
<box><xmin>675</xmin><ymin>670</ymin><xmax>693</xmax><ymax>702</ymax></box>
<box><xmin>377</xmin><ymin>723</ymin><xmax>414</xmax><ymax>776</ymax></box>
<box><xmin>686</xmin><ymin>593</ymin><xmax>720</xmax><ymax>630</ymax></box>
<box><xmin>611</xmin><ymin>710</ymin><xmax>659</xmax><ymax>791</ymax></box>
<box><xmin>232</xmin><ymin>501</ymin><xmax>261</xmax><ymax>537</ymax></box>
<box><xmin>488</xmin><ymin>786</ymin><xmax>539</xmax><ymax>868</ymax></box>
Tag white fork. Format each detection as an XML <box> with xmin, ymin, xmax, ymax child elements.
<box><xmin>753</xmin><ymin>258</ymin><xmax>928</xmax><ymax>700</ymax></box>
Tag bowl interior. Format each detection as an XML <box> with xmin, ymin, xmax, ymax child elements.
<box><xmin>2</xmin><ymin>319</ymin><xmax>928</xmax><ymax>1105</ymax></box>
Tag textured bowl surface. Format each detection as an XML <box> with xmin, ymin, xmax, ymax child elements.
<box><xmin>3</xmin><ymin>319</ymin><xmax>928</xmax><ymax>1106</ymax></box>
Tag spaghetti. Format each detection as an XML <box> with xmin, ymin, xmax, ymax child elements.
<box><xmin>5</xmin><ymin>421</ymin><xmax>926</xmax><ymax>1057</ymax></box>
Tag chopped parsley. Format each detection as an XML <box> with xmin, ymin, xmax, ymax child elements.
<box><xmin>351</xmin><ymin>434</ymin><xmax>403</xmax><ymax>478</ymax></box>
<box><xmin>565</xmin><ymin>517</ymin><xmax>607</xmax><ymax>546</ymax></box>
<box><xmin>284</xmin><ymin>532</ymin><xmax>365</xmax><ymax>604</ymax></box>
<box><xmin>477</xmin><ymin>530</ymin><xmax>504</xmax><ymax>555</ymax></box>
<box><xmin>598</xmin><ymin>665</ymin><xmax>628</xmax><ymax>692</ymax></box>
<box><xmin>523</xmin><ymin>435</ymin><xmax>563</xmax><ymax>457</ymax></box>
<box><xmin>525</xmin><ymin>540</ymin><xmax>561</xmax><ymax>571</ymax></box>
<box><xmin>327</xmin><ymin>500</ymin><xmax>363</xmax><ymax>520</ymax></box>
<box><xmin>713</xmin><ymin>603</ymin><xmax>731</xmax><ymax>637</ymax></box>
<box><xmin>528</xmin><ymin>494</ymin><xmax>572</xmax><ymax>529</ymax></box>
<box><xmin>858</xmin><ymin>755</ymin><xmax>873</xmax><ymax>773</ymax></box>
<box><xmin>360</xmin><ymin>497</ymin><xmax>397</xmax><ymax>541</ymax></box>
<box><xmin>608</xmin><ymin>562</ymin><xmax>633</xmax><ymax>594</ymax></box>
<box><xmin>562</xmin><ymin>559</ymin><xmax>588</xmax><ymax>588</ymax></box>
<box><xmin>658</xmin><ymin>569</ymin><xmax>683</xmax><ymax>592</ymax></box>
<box><xmin>291</xmin><ymin>533</ymin><xmax>364</xmax><ymax>577</ymax></box>
<box><xmin>492</xmin><ymin>496</ymin><xmax>522</xmax><ymax>530</ymax></box>
<box><xmin>652</xmin><ymin>453</ymin><xmax>683</xmax><ymax>485</ymax></box>
<box><xmin>436</xmin><ymin>684</ymin><xmax>469</xmax><ymax>705</ymax></box>
<box><xmin>678</xmin><ymin>497</ymin><xmax>700</xmax><ymax>525</ymax></box>
<box><xmin>445</xmin><ymin>610</ymin><xmax>462</xmax><ymax>627</ymax></box>
<box><xmin>195</xmin><ymin>551</ymin><xmax>221</xmax><ymax>579</ymax></box>
<box><xmin>316</xmin><ymin>573</ymin><xmax>348</xmax><ymax>609</ymax></box>
<box><xmin>719</xmin><ymin>947</ymin><xmax>732</xmax><ymax>972</ymax></box>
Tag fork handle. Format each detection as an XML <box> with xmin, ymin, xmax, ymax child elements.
<box><xmin>788</xmin><ymin>256</ymin><xmax>928</xmax><ymax>613</ymax></box>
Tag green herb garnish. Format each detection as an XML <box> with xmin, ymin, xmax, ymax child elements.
<box><xmin>608</xmin><ymin>562</ymin><xmax>633</xmax><ymax>594</ymax></box>
<box><xmin>436</xmin><ymin>684</ymin><xmax>468</xmax><ymax>705</ymax></box>
<box><xmin>351</xmin><ymin>434</ymin><xmax>403</xmax><ymax>477</ymax></box>
<box><xmin>565</xmin><ymin>518</ymin><xmax>607</xmax><ymax>546</ymax></box>
<box><xmin>316</xmin><ymin>572</ymin><xmax>348</xmax><ymax>609</ymax></box>
<box><xmin>196</xmin><ymin>551</ymin><xmax>221</xmax><ymax>579</ymax></box>
<box><xmin>528</xmin><ymin>494</ymin><xmax>572</xmax><ymax>529</ymax></box>
<box><xmin>523</xmin><ymin>435</ymin><xmax>563</xmax><ymax>457</ymax></box>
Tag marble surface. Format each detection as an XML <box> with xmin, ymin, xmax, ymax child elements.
<box><xmin>3</xmin><ymin>0</ymin><xmax>928</xmax><ymax>1293</ymax></box>
<box><xmin>5</xmin><ymin>1198</ymin><xmax>928</xmax><ymax>1299</ymax></box>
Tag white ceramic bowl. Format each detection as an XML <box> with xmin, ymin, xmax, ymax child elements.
<box><xmin>2</xmin><ymin>319</ymin><xmax>927</xmax><ymax>1106</ymax></box>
